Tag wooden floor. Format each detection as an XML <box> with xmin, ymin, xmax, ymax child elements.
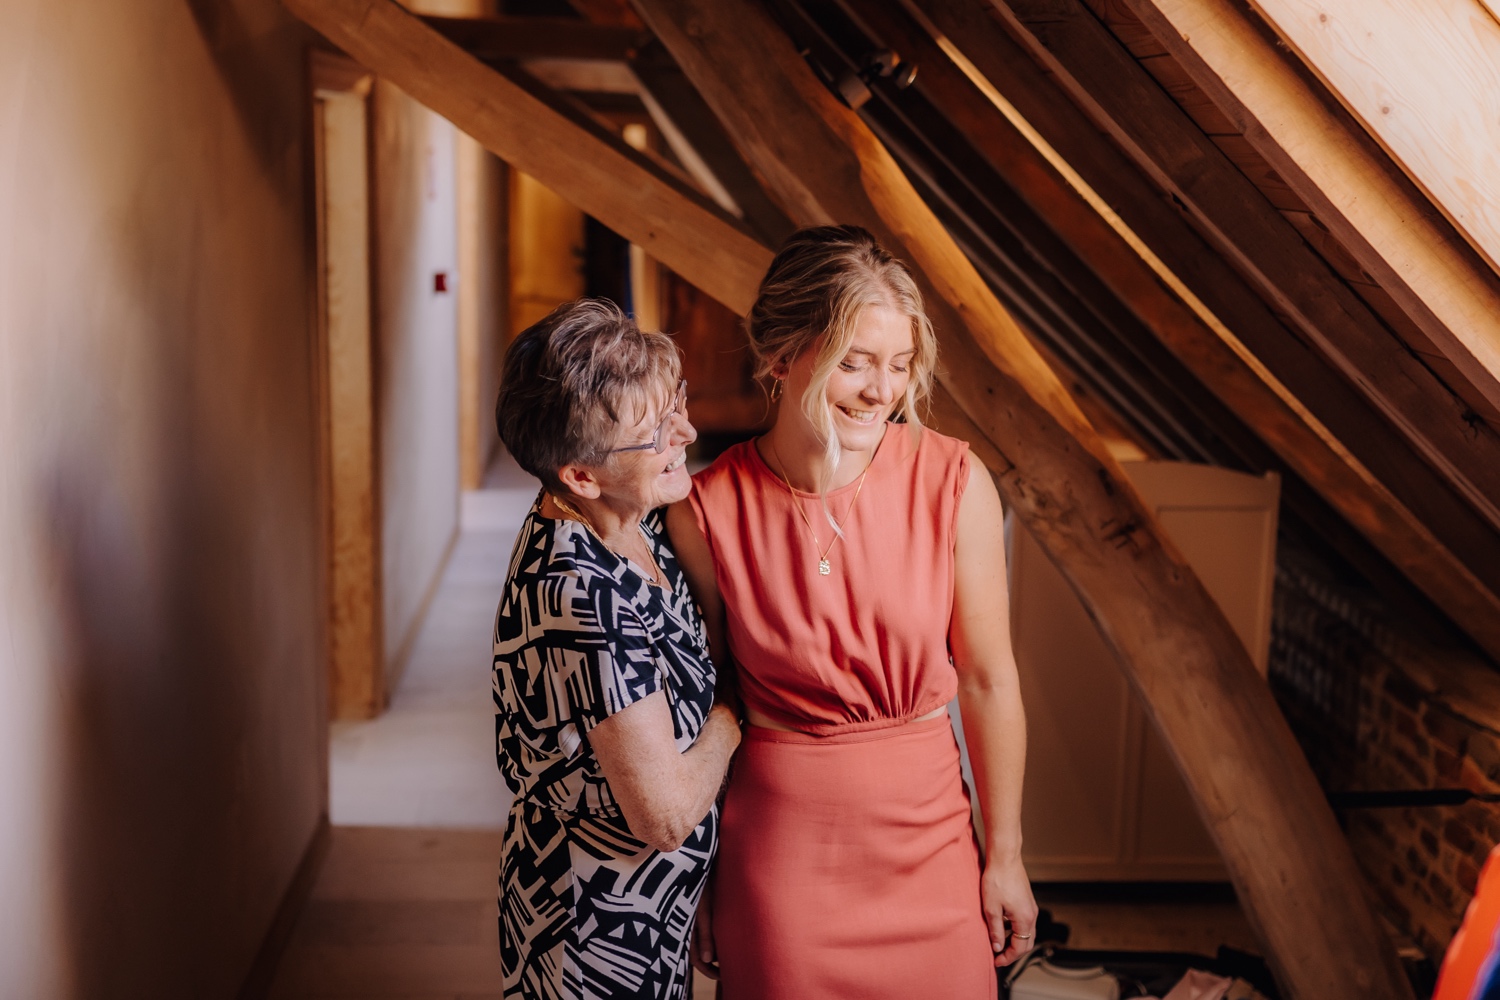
<box><xmin>268</xmin><ymin>826</ymin><xmax>717</xmax><ymax>999</ymax></box>
<box><xmin>268</xmin><ymin>827</ymin><xmax>506</xmax><ymax>999</ymax></box>
<box><xmin>269</xmin><ymin>829</ymin><xmax>1263</xmax><ymax>998</ymax></box>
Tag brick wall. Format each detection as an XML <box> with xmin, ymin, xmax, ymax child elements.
<box><xmin>1270</xmin><ymin>542</ymin><xmax>1500</xmax><ymax>962</ymax></box>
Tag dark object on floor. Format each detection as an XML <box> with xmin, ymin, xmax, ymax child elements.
<box><xmin>1328</xmin><ymin>788</ymin><xmax>1500</xmax><ymax>809</ymax></box>
<box><xmin>999</xmin><ymin>944</ymin><xmax>1280</xmax><ymax>999</ymax></box>
<box><xmin>1405</xmin><ymin>952</ymin><xmax>1438</xmax><ymax>1000</ymax></box>
<box><xmin>1034</xmin><ymin>907</ymin><xmax>1071</xmax><ymax>947</ymax></box>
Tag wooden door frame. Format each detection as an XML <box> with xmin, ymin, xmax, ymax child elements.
<box><xmin>311</xmin><ymin>49</ymin><xmax>385</xmax><ymax>721</ymax></box>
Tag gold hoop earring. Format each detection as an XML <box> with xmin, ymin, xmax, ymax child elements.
<box><xmin>770</xmin><ymin>378</ymin><xmax>784</xmax><ymax>402</ymax></box>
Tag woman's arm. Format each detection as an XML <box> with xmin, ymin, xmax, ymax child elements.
<box><xmin>665</xmin><ymin>500</ymin><xmax>731</xmax><ymax>674</ymax></box>
<box><xmin>950</xmin><ymin>453</ymin><xmax>1038</xmax><ymax>966</ymax></box>
<box><xmin>590</xmin><ymin>693</ymin><xmax>739</xmax><ymax>853</ymax></box>
<box><xmin>589</xmin><ymin>501</ymin><xmax>740</xmax><ymax>855</ymax></box>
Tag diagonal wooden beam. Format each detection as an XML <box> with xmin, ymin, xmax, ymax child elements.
<box><xmin>628</xmin><ymin>41</ymin><xmax>797</xmax><ymax>246</ymax></box>
<box><xmin>420</xmin><ymin>14</ymin><xmax>651</xmax><ymax>62</ymax></box>
<box><xmin>985</xmin><ymin>0</ymin><xmax>1500</xmax><ymax>544</ymax></box>
<box><xmin>1246</xmin><ymin>0</ymin><xmax>1500</xmax><ymax>281</ymax></box>
<box><xmin>906</xmin><ymin>1</ymin><xmax>1500</xmax><ymax>656</ymax></box>
<box><xmin>628</xmin><ymin>0</ymin><xmax>1410</xmax><ymax>996</ymax></box>
<box><xmin>285</xmin><ymin>0</ymin><xmax>768</xmax><ymax>314</ymax></box>
<box><xmin>859</xmin><ymin>0</ymin><xmax>1500</xmax><ymax>665</ymax></box>
<box><xmin>1115</xmin><ymin>0</ymin><xmax>1500</xmax><ymax>427</ymax></box>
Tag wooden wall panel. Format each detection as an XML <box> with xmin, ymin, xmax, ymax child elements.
<box><xmin>313</xmin><ymin>68</ymin><xmax>384</xmax><ymax>721</ymax></box>
<box><xmin>1248</xmin><ymin>0</ymin><xmax>1500</xmax><ymax>277</ymax></box>
<box><xmin>1121</xmin><ymin>0</ymin><xmax>1500</xmax><ymax>429</ymax></box>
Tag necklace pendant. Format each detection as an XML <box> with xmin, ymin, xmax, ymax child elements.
<box><xmin>819</xmin><ymin>559</ymin><xmax>831</xmax><ymax>576</ymax></box>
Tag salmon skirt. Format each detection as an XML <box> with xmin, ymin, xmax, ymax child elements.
<box><xmin>712</xmin><ymin>716</ymin><xmax>996</xmax><ymax>999</ymax></box>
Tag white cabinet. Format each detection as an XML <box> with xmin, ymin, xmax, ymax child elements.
<box><xmin>1000</xmin><ymin>462</ymin><xmax>1279</xmax><ymax>881</ymax></box>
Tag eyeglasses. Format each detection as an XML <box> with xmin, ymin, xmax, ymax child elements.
<box><xmin>610</xmin><ymin>379</ymin><xmax>688</xmax><ymax>455</ymax></box>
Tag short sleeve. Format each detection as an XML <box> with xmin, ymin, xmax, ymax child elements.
<box><xmin>550</xmin><ymin>573</ymin><xmax>665</xmax><ymax>734</ymax></box>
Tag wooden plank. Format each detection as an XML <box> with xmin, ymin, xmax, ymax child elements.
<box><xmin>1278</xmin><ymin>209</ymin><xmax>1372</xmax><ymax>285</ymax></box>
<box><xmin>313</xmin><ymin>78</ymin><xmax>385</xmax><ymax>721</ymax></box>
<box><xmin>563</xmin><ymin>0</ymin><xmax>643</xmax><ymax>28</ymax></box>
<box><xmin>627</xmin><ymin>1</ymin><xmax>1412</xmax><ymax>996</ymax></box>
<box><xmin>420</xmin><ymin>14</ymin><xmax>650</xmax><ymax>62</ymax></box>
<box><xmin>283</xmin><ymin>0</ymin><xmax>770</xmax><ymax>315</ymax></box>
<box><xmin>1136</xmin><ymin>53</ymin><xmax>1239</xmax><ymax>135</ymax></box>
<box><xmin>629</xmin><ymin>42</ymin><xmax>797</xmax><ymax>246</ymax></box>
<box><xmin>1085</xmin><ymin>0</ymin><xmax>1171</xmax><ymax>56</ymax></box>
<box><xmin>1204</xmin><ymin>135</ymin><xmax>1308</xmax><ymax>212</ymax></box>
<box><xmin>992</xmin><ymin>0</ymin><xmax>1500</xmax><ymax>587</ymax></box>
<box><xmin>1117</xmin><ymin>0</ymin><xmax>1500</xmax><ymax>433</ymax></box>
<box><xmin>907</xmin><ymin>0</ymin><xmax>1500</xmax><ymax>662</ymax></box>
<box><xmin>1246</xmin><ymin>0</ymin><xmax>1500</xmax><ymax>279</ymax></box>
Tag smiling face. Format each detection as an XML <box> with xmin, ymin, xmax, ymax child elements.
<box><xmin>590</xmin><ymin>379</ymin><xmax>698</xmax><ymax>514</ymax></box>
<box><xmin>783</xmin><ymin>302</ymin><xmax>916</xmax><ymax>458</ymax></box>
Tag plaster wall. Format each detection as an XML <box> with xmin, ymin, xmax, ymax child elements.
<box><xmin>0</xmin><ymin>0</ymin><xmax>324</xmax><ymax>996</ymax></box>
<box><xmin>372</xmin><ymin>81</ymin><xmax>461</xmax><ymax>688</ymax></box>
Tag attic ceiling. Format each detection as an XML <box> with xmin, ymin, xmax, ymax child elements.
<box><xmin>467</xmin><ymin>0</ymin><xmax>1500</xmax><ymax>663</ymax></box>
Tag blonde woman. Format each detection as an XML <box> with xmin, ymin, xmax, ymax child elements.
<box><xmin>667</xmin><ymin>226</ymin><xmax>1036</xmax><ymax>999</ymax></box>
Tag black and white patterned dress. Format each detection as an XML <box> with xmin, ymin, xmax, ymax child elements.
<box><xmin>493</xmin><ymin>497</ymin><xmax>718</xmax><ymax>1000</ymax></box>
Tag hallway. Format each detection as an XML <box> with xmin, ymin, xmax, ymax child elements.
<box><xmin>269</xmin><ymin>461</ymin><xmax>531</xmax><ymax>998</ymax></box>
<box><xmin>326</xmin><ymin>457</ymin><xmax>534</xmax><ymax>830</ymax></box>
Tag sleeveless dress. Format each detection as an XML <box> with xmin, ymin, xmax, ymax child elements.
<box><xmin>492</xmin><ymin>500</ymin><xmax>718</xmax><ymax>1000</ymax></box>
<box><xmin>687</xmin><ymin>425</ymin><xmax>996</xmax><ymax>1000</ymax></box>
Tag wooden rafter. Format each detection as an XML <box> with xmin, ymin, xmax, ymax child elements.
<box><xmin>286</xmin><ymin>0</ymin><xmax>769</xmax><ymax>311</ymax></box>
<box><xmin>627</xmin><ymin>0</ymin><xmax>1409</xmax><ymax>995</ymax></box>
<box><xmin>1247</xmin><ymin>0</ymin><xmax>1500</xmax><ymax>280</ymax></box>
<box><xmin>420</xmin><ymin>14</ymin><xmax>650</xmax><ymax>62</ymax></box>
<box><xmin>989</xmin><ymin>0</ymin><xmax>1500</xmax><ymax>542</ymax></box>
<box><xmin>903</xmin><ymin>0</ymin><xmax>1500</xmax><ymax>664</ymax></box>
<box><xmin>1116</xmin><ymin>0</ymin><xmax>1500</xmax><ymax>426</ymax></box>
<box><xmin>628</xmin><ymin>41</ymin><xmax>797</xmax><ymax>246</ymax></box>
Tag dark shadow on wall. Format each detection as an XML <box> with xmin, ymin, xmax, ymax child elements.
<box><xmin>35</xmin><ymin>3</ymin><xmax>326</xmax><ymax>994</ymax></box>
<box><xmin>185</xmin><ymin>0</ymin><xmax>318</xmax><ymax>185</ymax></box>
<box><xmin>41</xmin><ymin>317</ymin><xmax>319</xmax><ymax>996</ymax></box>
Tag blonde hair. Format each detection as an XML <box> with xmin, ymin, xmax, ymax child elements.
<box><xmin>746</xmin><ymin>225</ymin><xmax>937</xmax><ymax>505</ymax></box>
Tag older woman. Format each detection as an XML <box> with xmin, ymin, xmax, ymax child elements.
<box><xmin>669</xmin><ymin>226</ymin><xmax>1037</xmax><ymax>998</ymax></box>
<box><xmin>491</xmin><ymin>298</ymin><xmax>740</xmax><ymax>1000</ymax></box>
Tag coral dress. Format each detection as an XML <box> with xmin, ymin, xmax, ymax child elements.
<box><xmin>687</xmin><ymin>425</ymin><xmax>995</xmax><ymax>1000</ymax></box>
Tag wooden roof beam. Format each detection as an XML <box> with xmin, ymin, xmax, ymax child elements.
<box><xmin>284</xmin><ymin>0</ymin><xmax>768</xmax><ymax>313</ymax></box>
<box><xmin>629</xmin><ymin>41</ymin><xmax>798</xmax><ymax>246</ymax></box>
<box><xmin>1247</xmin><ymin>0</ymin><xmax>1500</xmax><ymax>281</ymax></box>
<box><xmin>985</xmin><ymin>0</ymin><xmax>1500</xmax><ymax>542</ymax></box>
<box><xmin>1116</xmin><ymin>0</ymin><xmax>1500</xmax><ymax>431</ymax></box>
<box><xmin>900</xmin><ymin>0</ymin><xmax>1500</xmax><ymax>667</ymax></box>
<box><xmin>628</xmin><ymin>0</ymin><xmax>1409</xmax><ymax>995</ymax></box>
<box><xmin>426</xmin><ymin>14</ymin><xmax>795</xmax><ymax>245</ymax></box>
<box><xmin>421</xmin><ymin>14</ymin><xmax>651</xmax><ymax>62</ymax></box>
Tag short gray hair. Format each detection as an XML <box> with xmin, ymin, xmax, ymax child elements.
<box><xmin>495</xmin><ymin>298</ymin><xmax>681</xmax><ymax>493</ymax></box>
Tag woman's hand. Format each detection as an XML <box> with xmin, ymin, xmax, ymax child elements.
<box><xmin>690</xmin><ymin>875</ymin><xmax>720</xmax><ymax>980</ymax></box>
<box><xmin>590</xmin><ymin>691</ymin><xmax>741</xmax><ymax>853</ymax></box>
<box><xmin>982</xmin><ymin>853</ymin><xmax>1038</xmax><ymax>967</ymax></box>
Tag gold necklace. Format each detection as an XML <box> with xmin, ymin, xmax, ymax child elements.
<box><xmin>549</xmin><ymin>493</ymin><xmax>664</xmax><ymax>586</ymax></box>
<box><xmin>767</xmin><ymin>439</ymin><xmax>869</xmax><ymax>577</ymax></box>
